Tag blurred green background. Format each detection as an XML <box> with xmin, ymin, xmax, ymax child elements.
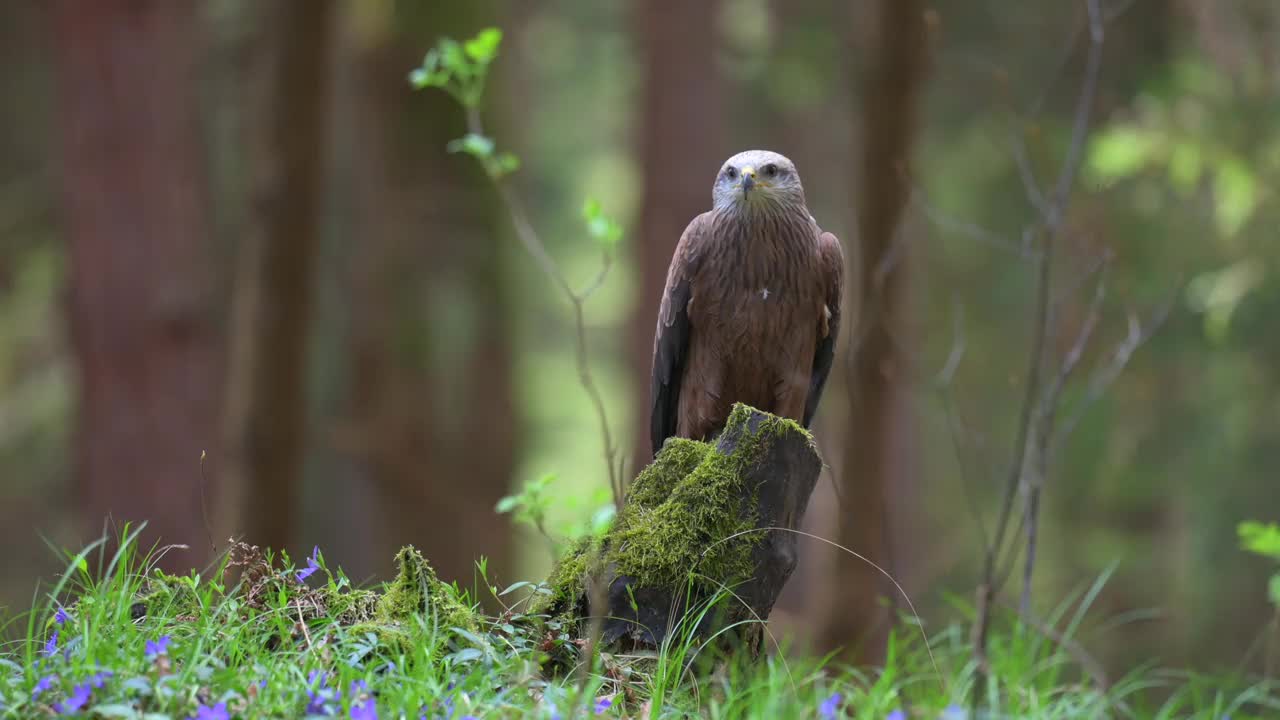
<box><xmin>1</xmin><ymin>0</ymin><xmax>1278</xmax><ymax>680</ymax></box>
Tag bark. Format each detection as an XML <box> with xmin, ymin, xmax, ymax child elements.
<box><xmin>52</xmin><ymin>0</ymin><xmax>222</xmax><ymax>571</ymax></box>
<box><xmin>337</xmin><ymin>0</ymin><xmax>515</xmax><ymax>586</ymax></box>
<box><xmin>630</xmin><ymin>0</ymin><xmax>727</xmax><ymax>475</ymax></box>
<box><xmin>821</xmin><ymin>0</ymin><xmax>928</xmax><ymax>663</ymax></box>
<box><xmin>223</xmin><ymin>0</ymin><xmax>334</xmax><ymax>558</ymax></box>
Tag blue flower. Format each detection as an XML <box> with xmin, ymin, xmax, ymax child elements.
<box><xmin>32</xmin><ymin>674</ymin><xmax>57</xmax><ymax>699</ymax></box>
<box><xmin>306</xmin><ymin>671</ymin><xmax>341</xmax><ymax>715</ymax></box>
<box><xmin>939</xmin><ymin>706</ymin><xmax>967</xmax><ymax>720</ymax></box>
<box><xmin>886</xmin><ymin>710</ymin><xmax>906</xmax><ymax>720</ymax></box>
<box><xmin>819</xmin><ymin>692</ymin><xmax>842</xmax><ymax>719</ymax></box>
<box><xmin>89</xmin><ymin>670</ymin><xmax>114</xmax><ymax>688</ymax></box>
<box><xmin>54</xmin><ymin>606</ymin><xmax>70</xmax><ymax>625</ymax></box>
<box><xmin>192</xmin><ymin>702</ymin><xmax>230</xmax><ymax>720</ymax></box>
<box><xmin>296</xmin><ymin>546</ymin><xmax>322</xmax><ymax>583</ymax></box>
<box><xmin>145</xmin><ymin>635</ymin><xmax>171</xmax><ymax>660</ymax></box>
<box><xmin>42</xmin><ymin>630</ymin><xmax>59</xmax><ymax>658</ymax></box>
<box><xmin>55</xmin><ymin>682</ymin><xmax>92</xmax><ymax>714</ymax></box>
<box><xmin>350</xmin><ymin>698</ymin><xmax>379</xmax><ymax>720</ymax></box>
<box><xmin>594</xmin><ymin>695</ymin><xmax>613</xmax><ymax>714</ymax></box>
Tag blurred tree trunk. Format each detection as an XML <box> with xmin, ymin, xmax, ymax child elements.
<box><xmin>630</xmin><ymin>0</ymin><xmax>727</xmax><ymax>472</ymax></box>
<box><xmin>51</xmin><ymin>0</ymin><xmax>222</xmax><ymax>571</ymax></box>
<box><xmin>820</xmin><ymin>0</ymin><xmax>927</xmax><ymax>663</ymax></box>
<box><xmin>337</xmin><ymin>0</ymin><xmax>515</xmax><ymax>587</ymax></box>
<box><xmin>223</xmin><ymin>0</ymin><xmax>334</xmax><ymax>558</ymax></box>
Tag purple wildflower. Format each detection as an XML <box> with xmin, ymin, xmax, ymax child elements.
<box><xmin>594</xmin><ymin>695</ymin><xmax>613</xmax><ymax>714</ymax></box>
<box><xmin>89</xmin><ymin>670</ymin><xmax>114</xmax><ymax>688</ymax></box>
<box><xmin>54</xmin><ymin>606</ymin><xmax>70</xmax><ymax>625</ymax></box>
<box><xmin>350</xmin><ymin>698</ymin><xmax>379</xmax><ymax>720</ymax></box>
<box><xmin>55</xmin><ymin>682</ymin><xmax>92</xmax><ymax>714</ymax></box>
<box><xmin>296</xmin><ymin>546</ymin><xmax>322</xmax><ymax>582</ymax></box>
<box><xmin>306</xmin><ymin>671</ymin><xmax>341</xmax><ymax>716</ymax></box>
<box><xmin>32</xmin><ymin>674</ymin><xmax>57</xmax><ymax>699</ymax></box>
<box><xmin>145</xmin><ymin>635</ymin><xmax>171</xmax><ymax>660</ymax></box>
<box><xmin>819</xmin><ymin>692</ymin><xmax>842</xmax><ymax>719</ymax></box>
<box><xmin>42</xmin><ymin>630</ymin><xmax>59</xmax><ymax>658</ymax></box>
<box><xmin>192</xmin><ymin>702</ymin><xmax>231</xmax><ymax>720</ymax></box>
<box><xmin>886</xmin><ymin>711</ymin><xmax>906</xmax><ymax>720</ymax></box>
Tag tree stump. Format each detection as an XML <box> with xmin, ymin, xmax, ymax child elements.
<box><xmin>537</xmin><ymin>404</ymin><xmax>822</xmax><ymax>658</ymax></box>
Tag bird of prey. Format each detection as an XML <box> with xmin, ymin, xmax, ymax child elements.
<box><xmin>649</xmin><ymin>149</ymin><xmax>845</xmax><ymax>456</ymax></box>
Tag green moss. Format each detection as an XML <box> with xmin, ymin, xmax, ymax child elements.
<box><xmin>530</xmin><ymin>536</ymin><xmax>595</xmax><ymax>616</ymax></box>
<box><xmin>375</xmin><ymin>546</ymin><xmax>478</xmax><ymax>633</ymax></box>
<box><xmin>325</xmin><ymin>587</ymin><xmax>379</xmax><ymax>625</ymax></box>
<box><xmin>137</xmin><ymin>571</ymin><xmax>204</xmax><ymax>618</ymax></box>
<box><xmin>627</xmin><ymin>438</ymin><xmax>711</xmax><ymax>509</ymax></box>
<box><xmin>606</xmin><ymin>404</ymin><xmax>804</xmax><ymax>591</ymax></box>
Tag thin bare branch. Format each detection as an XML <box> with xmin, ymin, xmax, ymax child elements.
<box><xmin>1010</xmin><ymin>134</ymin><xmax>1049</xmax><ymax>216</ymax></box>
<box><xmin>973</xmin><ymin>1</ymin><xmax>1107</xmax><ymax>708</ymax></box>
<box><xmin>463</xmin><ymin>107</ymin><xmax>624</xmax><ymax>510</ymax></box>
<box><xmin>1056</xmin><ymin>291</ymin><xmax>1176</xmax><ymax>449</ymax></box>
<box><xmin>908</xmin><ymin>182</ymin><xmax>1031</xmax><ymax>257</ymax></box>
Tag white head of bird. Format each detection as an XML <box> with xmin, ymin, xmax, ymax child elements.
<box><xmin>711</xmin><ymin>149</ymin><xmax>807</xmax><ymax>213</ymax></box>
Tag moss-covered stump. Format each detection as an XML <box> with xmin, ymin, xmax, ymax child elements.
<box><xmin>541</xmin><ymin>404</ymin><xmax>822</xmax><ymax>657</ymax></box>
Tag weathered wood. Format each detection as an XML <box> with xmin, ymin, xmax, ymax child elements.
<box><xmin>540</xmin><ymin>404</ymin><xmax>822</xmax><ymax>657</ymax></box>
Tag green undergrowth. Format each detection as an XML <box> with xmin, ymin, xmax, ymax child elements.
<box><xmin>1</xmin><ymin>528</ymin><xmax>1277</xmax><ymax>719</ymax></box>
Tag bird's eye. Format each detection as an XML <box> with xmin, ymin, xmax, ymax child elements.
<box><xmin>725</xmin><ymin>167</ymin><xmax>738</xmax><ymax>180</ymax></box>
<box><xmin>763</xmin><ymin>163</ymin><xmax>778</xmax><ymax>178</ymax></box>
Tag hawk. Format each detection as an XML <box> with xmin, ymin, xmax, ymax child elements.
<box><xmin>650</xmin><ymin>149</ymin><xmax>845</xmax><ymax>456</ymax></box>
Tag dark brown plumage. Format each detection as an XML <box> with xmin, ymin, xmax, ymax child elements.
<box><xmin>650</xmin><ymin>150</ymin><xmax>844</xmax><ymax>456</ymax></box>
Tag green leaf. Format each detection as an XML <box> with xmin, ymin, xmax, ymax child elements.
<box><xmin>465</xmin><ymin>28</ymin><xmax>503</xmax><ymax>64</ymax></box>
<box><xmin>582</xmin><ymin>198</ymin><xmax>623</xmax><ymax>247</ymax></box>
<box><xmin>446</xmin><ymin>647</ymin><xmax>484</xmax><ymax>664</ymax></box>
<box><xmin>590</xmin><ymin>504</ymin><xmax>617</xmax><ymax>536</ymax></box>
<box><xmin>439</xmin><ymin>38</ymin><xmax>466</xmax><ymax>73</ymax></box>
<box><xmin>1212</xmin><ymin>157</ymin><xmax>1256</xmax><ymax>237</ymax></box>
<box><xmin>1239</xmin><ymin>521</ymin><xmax>1280</xmax><ymax>559</ymax></box>
<box><xmin>1269</xmin><ymin>575</ymin><xmax>1280</xmax><ymax>608</ymax></box>
<box><xmin>1088</xmin><ymin>126</ymin><xmax>1157</xmax><ymax>182</ymax></box>
<box><xmin>489</xmin><ymin>152</ymin><xmax>521</xmax><ymax>178</ymax></box>
<box><xmin>495</xmin><ymin>495</ymin><xmax>520</xmax><ymax>514</ymax></box>
<box><xmin>90</xmin><ymin>705</ymin><xmax>140</xmax><ymax>720</ymax></box>
<box><xmin>447</xmin><ymin>133</ymin><xmax>495</xmax><ymax>158</ymax></box>
<box><xmin>499</xmin><ymin>581</ymin><xmax>533</xmax><ymax>596</ymax></box>
<box><xmin>1167</xmin><ymin>141</ymin><xmax>1203</xmax><ymax>194</ymax></box>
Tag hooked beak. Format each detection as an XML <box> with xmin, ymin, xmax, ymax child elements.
<box><xmin>740</xmin><ymin>166</ymin><xmax>756</xmax><ymax>193</ymax></box>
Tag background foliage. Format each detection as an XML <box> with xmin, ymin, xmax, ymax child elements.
<box><xmin>0</xmin><ymin>0</ymin><xmax>1277</xmax><ymax>687</ymax></box>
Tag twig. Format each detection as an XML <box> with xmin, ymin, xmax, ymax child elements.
<box><xmin>972</xmin><ymin>1</ymin><xmax>1106</xmax><ymax>709</ymax></box>
<box><xmin>1055</xmin><ymin>292</ymin><xmax>1174</xmax><ymax>448</ymax></box>
<box><xmin>295</xmin><ymin>599</ymin><xmax>314</xmax><ymax>652</ymax></box>
<box><xmin>464</xmin><ymin>107</ymin><xmax>625</xmax><ymax>510</ymax></box>
<box><xmin>1020</xmin><ymin>266</ymin><xmax>1108</xmax><ymax>614</ymax></box>
<box><xmin>198</xmin><ymin>450</ymin><xmax>217</xmax><ymax>558</ymax></box>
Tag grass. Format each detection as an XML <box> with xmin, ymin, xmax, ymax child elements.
<box><xmin>0</xmin><ymin>527</ymin><xmax>1276</xmax><ymax>719</ymax></box>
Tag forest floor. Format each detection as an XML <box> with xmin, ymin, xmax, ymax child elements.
<box><xmin>0</xmin><ymin>531</ymin><xmax>1275</xmax><ymax>719</ymax></box>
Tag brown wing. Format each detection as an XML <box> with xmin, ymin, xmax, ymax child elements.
<box><xmin>803</xmin><ymin>230</ymin><xmax>845</xmax><ymax>427</ymax></box>
<box><xmin>650</xmin><ymin>212</ymin><xmax>713</xmax><ymax>456</ymax></box>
